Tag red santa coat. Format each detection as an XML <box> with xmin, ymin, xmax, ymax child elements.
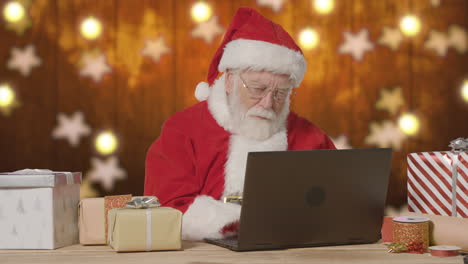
<box><xmin>144</xmin><ymin>75</ymin><xmax>336</xmax><ymax>240</ymax></box>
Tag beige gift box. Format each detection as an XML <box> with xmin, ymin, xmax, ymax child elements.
<box><xmin>107</xmin><ymin>207</ymin><xmax>182</xmax><ymax>252</ymax></box>
<box><xmin>78</xmin><ymin>198</ymin><xmax>105</xmax><ymax>245</ymax></box>
<box><xmin>78</xmin><ymin>195</ymin><xmax>132</xmax><ymax>245</ymax></box>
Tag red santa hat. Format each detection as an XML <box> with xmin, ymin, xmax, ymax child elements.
<box><xmin>195</xmin><ymin>7</ymin><xmax>307</xmax><ymax>101</ymax></box>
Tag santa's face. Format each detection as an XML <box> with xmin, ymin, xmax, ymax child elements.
<box><xmin>226</xmin><ymin>70</ymin><xmax>292</xmax><ymax>140</ymax></box>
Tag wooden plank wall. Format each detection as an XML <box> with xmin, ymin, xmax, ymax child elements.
<box><xmin>0</xmin><ymin>0</ymin><xmax>467</xmax><ymax>206</ymax></box>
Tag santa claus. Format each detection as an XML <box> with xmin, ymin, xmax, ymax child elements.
<box><xmin>144</xmin><ymin>7</ymin><xmax>336</xmax><ymax>241</ymax></box>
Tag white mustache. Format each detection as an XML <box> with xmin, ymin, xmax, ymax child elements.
<box><xmin>246</xmin><ymin>107</ymin><xmax>277</xmax><ymax>120</ymax></box>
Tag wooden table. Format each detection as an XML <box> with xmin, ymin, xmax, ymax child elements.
<box><xmin>0</xmin><ymin>242</ymin><xmax>464</xmax><ymax>264</ymax></box>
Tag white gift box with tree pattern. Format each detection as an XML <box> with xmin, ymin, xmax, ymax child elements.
<box><xmin>0</xmin><ymin>170</ymin><xmax>81</xmax><ymax>249</ymax></box>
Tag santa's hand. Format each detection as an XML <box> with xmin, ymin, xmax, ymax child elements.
<box><xmin>220</xmin><ymin>220</ymin><xmax>240</xmax><ymax>237</ymax></box>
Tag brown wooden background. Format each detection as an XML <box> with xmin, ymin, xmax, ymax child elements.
<box><xmin>0</xmin><ymin>0</ymin><xmax>467</xmax><ymax>207</ymax></box>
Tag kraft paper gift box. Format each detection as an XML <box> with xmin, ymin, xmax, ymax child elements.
<box><xmin>407</xmin><ymin>138</ymin><xmax>468</xmax><ymax>218</ymax></box>
<box><xmin>0</xmin><ymin>169</ymin><xmax>81</xmax><ymax>249</ymax></box>
<box><xmin>78</xmin><ymin>195</ymin><xmax>132</xmax><ymax>245</ymax></box>
<box><xmin>107</xmin><ymin>202</ymin><xmax>182</xmax><ymax>252</ymax></box>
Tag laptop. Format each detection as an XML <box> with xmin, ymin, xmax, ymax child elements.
<box><xmin>205</xmin><ymin>148</ymin><xmax>392</xmax><ymax>251</ymax></box>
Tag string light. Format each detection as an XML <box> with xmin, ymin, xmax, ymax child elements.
<box><xmin>299</xmin><ymin>28</ymin><xmax>319</xmax><ymax>50</ymax></box>
<box><xmin>462</xmin><ymin>79</ymin><xmax>468</xmax><ymax>103</ymax></box>
<box><xmin>3</xmin><ymin>1</ymin><xmax>25</xmax><ymax>23</ymax></box>
<box><xmin>80</xmin><ymin>16</ymin><xmax>102</xmax><ymax>40</ymax></box>
<box><xmin>313</xmin><ymin>0</ymin><xmax>334</xmax><ymax>14</ymax></box>
<box><xmin>400</xmin><ymin>15</ymin><xmax>421</xmax><ymax>37</ymax></box>
<box><xmin>0</xmin><ymin>83</ymin><xmax>15</xmax><ymax>108</ymax></box>
<box><xmin>398</xmin><ymin>113</ymin><xmax>420</xmax><ymax>136</ymax></box>
<box><xmin>95</xmin><ymin>131</ymin><xmax>118</xmax><ymax>155</ymax></box>
<box><xmin>191</xmin><ymin>1</ymin><xmax>212</xmax><ymax>23</ymax></box>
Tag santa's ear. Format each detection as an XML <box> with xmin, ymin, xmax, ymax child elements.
<box><xmin>225</xmin><ymin>72</ymin><xmax>234</xmax><ymax>94</ymax></box>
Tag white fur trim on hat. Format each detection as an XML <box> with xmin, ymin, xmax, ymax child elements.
<box><xmin>218</xmin><ymin>39</ymin><xmax>306</xmax><ymax>87</ymax></box>
<box><xmin>182</xmin><ymin>195</ymin><xmax>241</xmax><ymax>241</ymax></box>
<box><xmin>195</xmin><ymin>82</ymin><xmax>210</xmax><ymax>101</ymax></box>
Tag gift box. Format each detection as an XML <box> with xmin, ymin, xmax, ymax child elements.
<box><xmin>0</xmin><ymin>169</ymin><xmax>81</xmax><ymax>249</ymax></box>
<box><xmin>107</xmin><ymin>197</ymin><xmax>182</xmax><ymax>252</ymax></box>
<box><xmin>78</xmin><ymin>195</ymin><xmax>132</xmax><ymax>245</ymax></box>
<box><xmin>407</xmin><ymin>138</ymin><xmax>468</xmax><ymax>218</ymax></box>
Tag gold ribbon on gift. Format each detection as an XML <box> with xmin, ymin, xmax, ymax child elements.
<box><xmin>447</xmin><ymin>138</ymin><xmax>468</xmax><ymax>217</ymax></box>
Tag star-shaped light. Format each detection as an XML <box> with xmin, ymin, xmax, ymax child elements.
<box><xmin>378</xmin><ymin>27</ymin><xmax>403</xmax><ymax>51</ymax></box>
<box><xmin>52</xmin><ymin>111</ymin><xmax>91</xmax><ymax>147</ymax></box>
<box><xmin>376</xmin><ymin>86</ymin><xmax>405</xmax><ymax>115</ymax></box>
<box><xmin>429</xmin><ymin>0</ymin><xmax>441</xmax><ymax>7</ymax></box>
<box><xmin>364</xmin><ymin>120</ymin><xmax>407</xmax><ymax>151</ymax></box>
<box><xmin>448</xmin><ymin>25</ymin><xmax>467</xmax><ymax>54</ymax></box>
<box><xmin>79</xmin><ymin>52</ymin><xmax>112</xmax><ymax>83</ymax></box>
<box><xmin>424</xmin><ymin>30</ymin><xmax>450</xmax><ymax>57</ymax></box>
<box><xmin>141</xmin><ymin>36</ymin><xmax>170</xmax><ymax>63</ymax></box>
<box><xmin>257</xmin><ymin>0</ymin><xmax>286</xmax><ymax>12</ymax></box>
<box><xmin>338</xmin><ymin>29</ymin><xmax>374</xmax><ymax>61</ymax></box>
<box><xmin>331</xmin><ymin>135</ymin><xmax>352</xmax><ymax>149</ymax></box>
<box><xmin>7</xmin><ymin>44</ymin><xmax>42</xmax><ymax>76</ymax></box>
<box><xmin>87</xmin><ymin>156</ymin><xmax>127</xmax><ymax>191</ymax></box>
<box><xmin>191</xmin><ymin>16</ymin><xmax>224</xmax><ymax>44</ymax></box>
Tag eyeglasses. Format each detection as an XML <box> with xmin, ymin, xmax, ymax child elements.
<box><xmin>238</xmin><ymin>75</ymin><xmax>292</xmax><ymax>102</ymax></box>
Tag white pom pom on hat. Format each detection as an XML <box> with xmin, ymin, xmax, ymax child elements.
<box><xmin>195</xmin><ymin>82</ymin><xmax>210</xmax><ymax>101</ymax></box>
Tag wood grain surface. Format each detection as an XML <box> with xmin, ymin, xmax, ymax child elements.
<box><xmin>0</xmin><ymin>242</ymin><xmax>465</xmax><ymax>264</ymax></box>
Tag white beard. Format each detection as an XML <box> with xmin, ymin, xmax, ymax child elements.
<box><xmin>227</xmin><ymin>80</ymin><xmax>290</xmax><ymax>141</ymax></box>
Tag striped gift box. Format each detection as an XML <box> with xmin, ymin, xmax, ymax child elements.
<box><xmin>407</xmin><ymin>151</ymin><xmax>468</xmax><ymax>218</ymax></box>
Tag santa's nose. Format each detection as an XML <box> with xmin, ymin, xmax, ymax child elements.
<box><xmin>258</xmin><ymin>91</ymin><xmax>273</xmax><ymax>109</ymax></box>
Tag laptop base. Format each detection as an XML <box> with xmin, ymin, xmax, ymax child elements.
<box><xmin>205</xmin><ymin>237</ymin><xmax>378</xmax><ymax>252</ymax></box>
<box><xmin>204</xmin><ymin>237</ymin><xmax>240</xmax><ymax>251</ymax></box>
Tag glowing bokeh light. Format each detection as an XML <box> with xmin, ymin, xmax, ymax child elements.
<box><xmin>299</xmin><ymin>28</ymin><xmax>320</xmax><ymax>50</ymax></box>
<box><xmin>313</xmin><ymin>0</ymin><xmax>334</xmax><ymax>14</ymax></box>
<box><xmin>399</xmin><ymin>113</ymin><xmax>420</xmax><ymax>136</ymax></box>
<box><xmin>0</xmin><ymin>83</ymin><xmax>15</xmax><ymax>108</ymax></box>
<box><xmin>95</xmin><ymin>131</ymin><xmax>118</xmax><ymax>155</ymax></box>
<box><xmin>461</xmin><ymin>79</ymin><xmax>468</xmax><ymax>103</ymax></box>
<box><xmin>191</xmin><ymin>2</ymin><xmax>212</xmax><ymax>23</ymax></box>
<box><xmin>80</xmin><ymin>16</ymin><xmax>102</xmax><ymax>40</ymax></box>
<box><xmin>400</xmin><ymin>15</ymin><xmax>421</xmax><ymax>37</ymax></box>
<box><xmin>3</xmin><ymin>1</ymin><xmax>25</xmax><ymax>23</ymax></box>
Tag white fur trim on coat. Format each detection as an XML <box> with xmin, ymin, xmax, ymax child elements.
<box><xmin>182</xmin><ymin>195</ymin><xmax>241</xmax><ymax>241</ymax></box>
<box><xmin>223</xmin><ymin>132</ymin><xmax>288</xmax><ymax>197</ymax></box>
<box><xmin>218</xmin><ymin>39</ymin><xmax>306</xmax><ymax>87</ymax></box>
